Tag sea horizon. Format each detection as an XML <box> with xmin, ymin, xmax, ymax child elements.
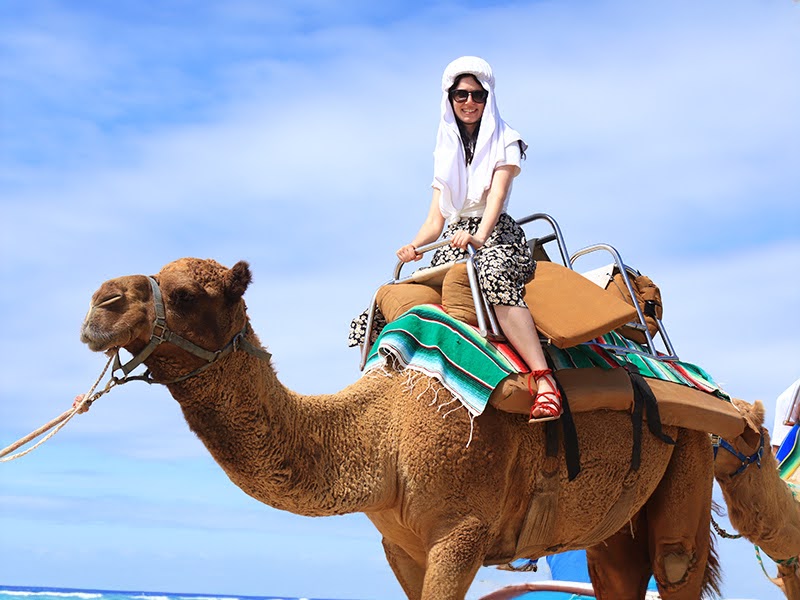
<box><xmin>0</xmin><ymin>584</ymin><xmax>355</xmax><ymax>600</ymax></box>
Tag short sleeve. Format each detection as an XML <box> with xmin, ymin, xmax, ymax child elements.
<box><xmin>497</xmin><ymin>141</ymin><xmax>522</xmax><ymax>175</ymax></box>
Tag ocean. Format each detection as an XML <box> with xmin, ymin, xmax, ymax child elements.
<box><xmin>0</xmin><ymin>586</ymin><xmax>347</xmax><ymax>600</ymax></box>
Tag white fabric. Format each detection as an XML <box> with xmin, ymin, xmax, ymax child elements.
<box><xmin>773</xmin><ymin>378</ymin><xmax>800</xmax><ymax>447</ymax></box>
<box><xmin>453</xmin><ymin>141</ymin><xmax>521</xmax><ymax>219</ymax></box>
<box><xmin>432</xmin><ymin>56</ymin><xmax>526</xmax><ymax>223</ymax></box>
<box><xmin>581</xmin><ymin>263</ymin><xmax>617</xmax><ymax>289</ymax></box>
<box><xmin>441</xmin><ymin>55</ymin><xmax>495</xmax><ymax>92</ymax></box>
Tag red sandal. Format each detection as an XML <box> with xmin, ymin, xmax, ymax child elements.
<box><xmin>527</xmin><ymin>368</ymin><xmax>563</xmax><ymax>423</ymax></box>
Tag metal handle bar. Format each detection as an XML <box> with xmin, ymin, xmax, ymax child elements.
<box><xmin>516</xmin><ymin>213</ymin><xmax>573</xmax><ymax>268</ymax></box>
<box><xmin>361</xmin><ymin>239</ymin><xmax>504</xmax><ymax>370</ymax></box>
<box><xmin>570</xmin><ymin>243</ymin><xmax>678</xmax><ymax>360</ymax></box>
<box><xmin>392</xmin><ymin>237</ymin><xmax>467</xmax><ymax>280</ymax></box>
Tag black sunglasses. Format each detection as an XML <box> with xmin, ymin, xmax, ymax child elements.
<box><xmin>449</xmin><ymin>89</ymin><xmax>488</xmax><ymax>104</ymax></box>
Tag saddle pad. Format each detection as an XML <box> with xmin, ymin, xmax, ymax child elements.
<box><xmin>364</xmin><ymin>304</ymin><xmax>526</xmax><ymax>416</ymax></box>
<box><xmin>778</xmin><ymin>423</ymin><xmax>800</xmax><ymax>481</ymax></box>
<box><xmin>364</xmin><ymin>304</ymin><xmax>741</xmax><ymax>438</ymax></box>
<box><xmin>547</xmin><ymin>330</ymin><xmax>729</xmax><ymax>399</ymax></box>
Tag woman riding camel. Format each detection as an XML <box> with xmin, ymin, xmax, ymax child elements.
<box><xmin>349</xmin><ymin>56</ymin><xmax>562</xmax><ymax>423</ymax></box>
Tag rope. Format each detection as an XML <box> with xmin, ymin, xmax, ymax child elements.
<box><xmin>497</xmin><ymin>559</ymin><xmax>538</xmax><ymax>572</ymax></box>
<box><xmin>789</xmin><ymin>481</ymin><xmax>799</xmax><ymax>499</ymax></box>
<box><xmin>755</xmin><ymin>545</ymin><xmax>799</xmax><ymax>583</ymax></box>
<box><xmin>0</xmin><ymin>356</ymin><xmax>115</xmax><ymax>462</ymax></box>
<box><xmin>710</xmin><ymin>514</ymin><xmax>742</xmax><ymax>539</ymax></box>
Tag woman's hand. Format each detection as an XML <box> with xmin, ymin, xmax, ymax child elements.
<box><xmin>450</xmin><ymin>230</ymin><xmax>485</xmax><ymax>251</ymax></box>
<box><xmin>72</xmin><ymin>394</ymin><xmax>90</xmax><ymax>414</ymax></box>
<box><xmin>397</xmin><ymin>244</ymin><xmax>422</xmax><ymax>262</ymax></box>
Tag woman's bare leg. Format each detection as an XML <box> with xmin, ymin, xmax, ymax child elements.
<box><xmin>493</xmin><ymin>305</ymin><xmax>559</xmax><ymax>419</ymax></box>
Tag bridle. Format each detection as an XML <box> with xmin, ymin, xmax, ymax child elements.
<box><xmin>712</xmin><ymin>429</ymin><xmax>765</xmax><ymax>477</ymax></box>
<box><xmin>111</xmin><ymin>276</ymin><xmax>272</xmax><ymax>385</ymax></box>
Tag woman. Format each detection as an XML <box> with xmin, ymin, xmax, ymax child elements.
<box><xmin>350</xmin><ymin>56</ymin><xmax>561</xmax><ymax>423</ymax></box>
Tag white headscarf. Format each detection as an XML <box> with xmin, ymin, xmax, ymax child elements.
<box><xmin>433</xmin><ymin>56</ymin><xmax>526</xmax><ymax>223</ymax></box>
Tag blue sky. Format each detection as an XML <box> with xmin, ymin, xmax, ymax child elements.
<box><xmin>1</xmin><ymin>1</ymin><xmax>798</xmax><ymax>599</ymax></box>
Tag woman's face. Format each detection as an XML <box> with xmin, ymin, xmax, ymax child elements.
<box><xmin>450</xmin><ymin>75</ymin><xmax>486</xmax><ymax>129</ymax></box>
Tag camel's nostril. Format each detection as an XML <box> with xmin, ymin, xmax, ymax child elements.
<box><xmin>96</xmin><ymin>294</ymin><xmax>123</xmax><ymax>308</ymax></box>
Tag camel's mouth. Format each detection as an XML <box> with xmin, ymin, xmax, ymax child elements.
<box><xmin>80</xmin><ymin>322</ymin><xmax>132</xmax><ymax>353</ymax></box>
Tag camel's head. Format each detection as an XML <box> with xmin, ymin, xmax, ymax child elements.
<box><xmin>714</xmin><ymin>399</ymin><xmax>774</xmax><ymax>478</ymax></box>
<box><xmin>81</xmin><ymin>258</ymin><xmax>252</xmax><ymax>366</ymax></box>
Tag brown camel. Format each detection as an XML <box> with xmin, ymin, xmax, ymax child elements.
<box><xmin>79</xmin><ymin>257</ymin><xmax>800</xmax><ymax>600</ymax></box>
<box><xmin>713</xmin><ymin>401</ymin><xmax>800</xmax><ymax>598</ymax></box>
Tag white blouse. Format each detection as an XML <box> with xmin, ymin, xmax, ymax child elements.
<box><xmin>433</xmin><ymin>140</ymin><xmax>521</xmax><ymax>222</ymax></box>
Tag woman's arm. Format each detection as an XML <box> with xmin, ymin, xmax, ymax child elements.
<box><xmin>397</xmin><ymin>188</ymin><xmax>446</xmax><ymax>262</ymax></box>
<box><xmin>451</xmin><ymin>165</ymin><xmax>516</xmax><ymax>250</ymax></box>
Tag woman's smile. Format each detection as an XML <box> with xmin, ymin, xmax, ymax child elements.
<box><xmin>450</xmin><ymin>77</ymin><xmax>486</xmax><ymax>131</ymax></box>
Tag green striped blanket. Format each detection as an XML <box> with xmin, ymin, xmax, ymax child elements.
<box><xmin>547</xmin><ymin>330</ymin><xmax>730</xmax><ymax>401</ymax></box>
<box><xmin>364</xmin><ymin>305</ymin><xmax>526</xmax><ymax>416</ymax></box>
<box><xmin>364</xmin><ymin>304</ymin><xmax>729</xmax><ymax>417</ymax></box>
<box><xmin>778</xmin><ymin>423</ymin><xmax>800</xmax><ymax>482</ymax></box>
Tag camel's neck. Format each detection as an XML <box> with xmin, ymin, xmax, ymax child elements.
<box><xmin>155</xmin><ymin>339</ymin><xmax>393</xmax><ymax>517</ymax></box>
<box><xmin>715</xmin><ymin>422</ymin><xmax>800</xmax><ymax>561</ymax></box>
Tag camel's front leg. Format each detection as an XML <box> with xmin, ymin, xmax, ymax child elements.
<box><xmin>382</xmin><ymin>538</ymin><xmax>425</xmax><ymax>600</ymax></box>
<box><xmin>421</xmin><ymin>518</ymin><xmax>490</xmax><ymax>600</ymax></box>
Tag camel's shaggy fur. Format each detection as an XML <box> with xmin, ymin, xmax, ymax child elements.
<box><xmin>80</xmin><ymin>258</ymin><xmax>800</xmax><ymax>600</ymax></box>
<box><xmin>713</xmin><ymin>399</ymin><xmax>800</xmax><ymax>597</ymax></box>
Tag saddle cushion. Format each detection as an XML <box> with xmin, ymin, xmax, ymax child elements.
<box><xmin>441</xmin><ymin>264</ymin><xmax>480</xmax><ymax>325</ymax></box>
<box><xmin>605</xmin><ymin>271</ymin><xmax>663</xmax><ymax>344</ymax></box>
<box><xmin>442</xmin><ymin>261</ymin><xmax>638</xmax><ymax>348</ymax></box>
<box><xmin>377</xmin><ymin>282</ymin><xmax>442</xmax><ymax>322</ymax></box>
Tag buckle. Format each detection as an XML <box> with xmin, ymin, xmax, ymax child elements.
<box><xmin>151</xmin><ymin>319</ymin><xmax>168</xmax><ymax>343</ymax></box>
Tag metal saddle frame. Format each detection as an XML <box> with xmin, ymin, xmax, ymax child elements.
<box><xmin>359</xmin><ymin>213</ymin><xmax>678</xmax><ymax>371</ymax></box>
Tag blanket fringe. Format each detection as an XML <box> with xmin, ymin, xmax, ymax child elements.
<box><xmin>364</xmin><ymin>363</ymin><xmax>394</xmax><ymax>379</ymax></box>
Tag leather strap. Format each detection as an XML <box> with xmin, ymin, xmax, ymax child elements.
<box><xmin>112</xmin><ymin>276</ymin><xmax>271</xmax><ymax>385</ymax></box>
<box><xmin>715</xmin><ymin>430</ymin><xmax>764</xmax><ymax>477</ymax></box>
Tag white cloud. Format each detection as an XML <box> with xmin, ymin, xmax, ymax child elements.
<box><xmin>2</xmin><ymin>1</ymin><xmax>798</xmax><ymax>598</ymax></box>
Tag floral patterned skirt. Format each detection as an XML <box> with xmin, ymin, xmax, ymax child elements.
<box><xmin>348</xmin><ymin>212</ymin><xmax>535</xmax><ymax>348</ymax></box>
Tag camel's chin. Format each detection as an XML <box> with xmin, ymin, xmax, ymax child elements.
<box><xmin>80</xmin><ymin>324</ymin><xmax>129</xmax><ymax>353</ymax></box>
<box><xmin>82</xmin><ymin>337</ymin><xmax>115</xmax><ymax>353</ymax></box>
<box><xmin>85</xmin><ymin>344</ymin><xmax>119</xmax><ymax>357</ymax></box>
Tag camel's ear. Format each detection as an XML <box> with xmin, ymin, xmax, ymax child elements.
<box><xmin>751</xmin><ymin>400</ymin><xmax>765</xmax><ymax>426</ymax></box>
<box><xmin>224</xmin><ymin>261</ymin><xmax>252</xmax><ymax>302</ymax></box>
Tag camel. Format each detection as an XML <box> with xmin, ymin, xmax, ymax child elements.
<box><xmin>713</xmin><ymin>404</ymin><xmax>800</xmax><ymax>598</ymax></box>
<box><xmin>79</xmin><ymin>257</ymin><xmax>800</xmax><ymax>600</ymax></box>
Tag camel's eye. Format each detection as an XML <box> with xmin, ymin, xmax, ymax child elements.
<box><xmin>169</xmin><ymin>288</ymin><xmax>196</xmax><ymax>310</ymax></box>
